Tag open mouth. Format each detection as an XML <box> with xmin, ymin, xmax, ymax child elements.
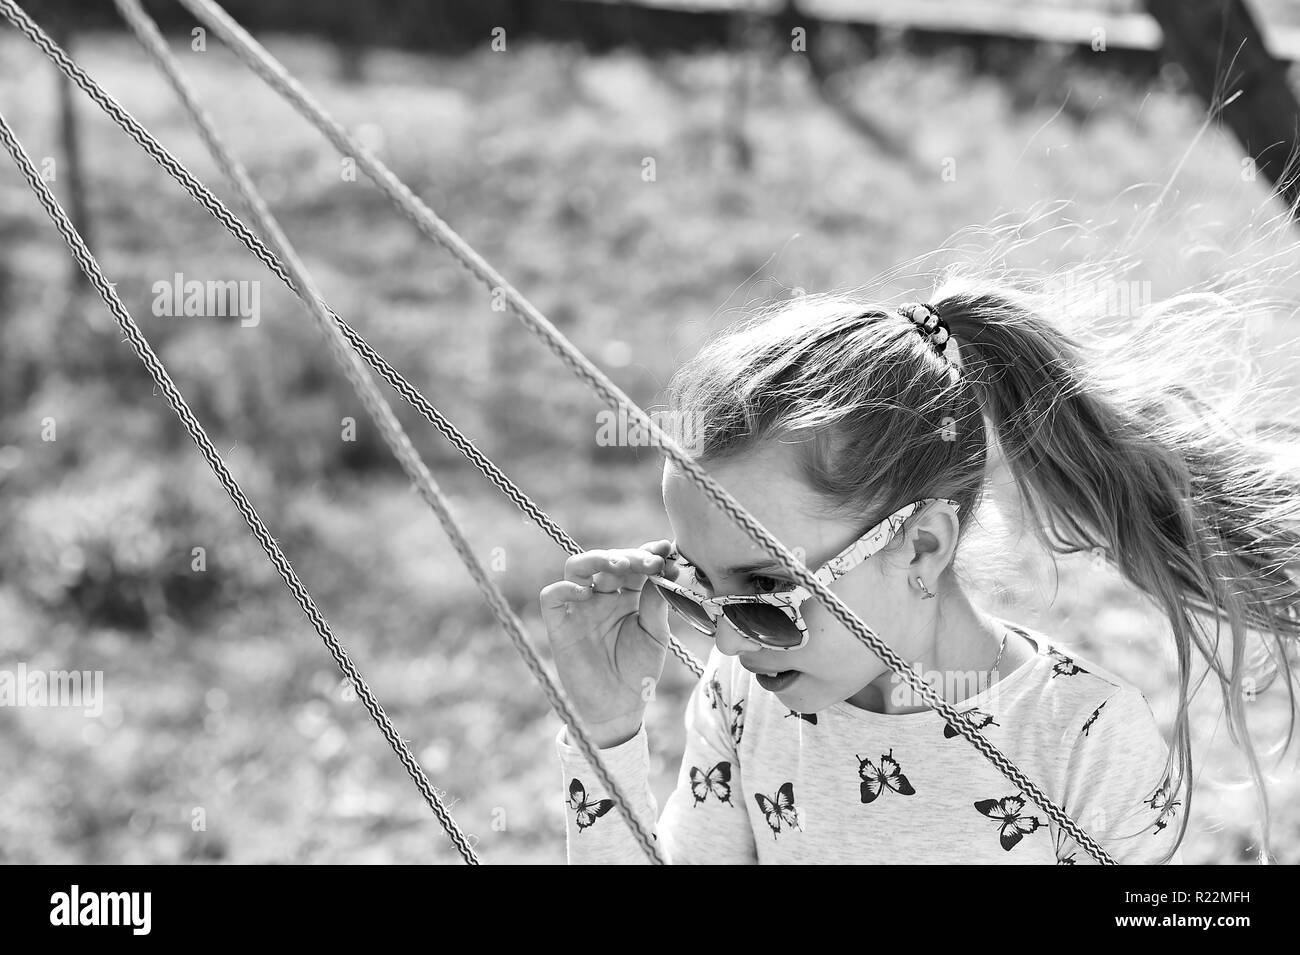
<box><xmin>754</xmin><ymin>669</ymin><xmax>800</xmax><ymax>693</ymax></box>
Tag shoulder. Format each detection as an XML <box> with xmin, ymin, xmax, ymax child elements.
<box><xmin>999</xmin><ymin>620</ymin><xmax>1154</xmax><ymax>737</ymax></box>
<box><xmin>1002</xmin><ymin>621</ymin><xmax>1174</xmax><ymax>788</ymax></box>
<box><xmin>996</xmin><ymin>623</ymin><xmax>1182</xmax><ymax>862</ymax></box>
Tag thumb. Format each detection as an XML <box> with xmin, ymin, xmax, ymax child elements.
<box><xmin>637</xmin><ymin>576</ymin><xmax>674</xmax><ymax>644</ymax></box>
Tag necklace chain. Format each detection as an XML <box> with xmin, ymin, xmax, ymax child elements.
<box><xmin>989</xmin><ymin>629</ymin><xmax>1009</xmax><ymax>674</ymax></box>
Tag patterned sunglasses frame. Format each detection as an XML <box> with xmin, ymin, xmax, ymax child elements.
<box><xmin>649</xmin><ymin>498</ymin><xmax>961</xmax><ymax>650</ymax></box>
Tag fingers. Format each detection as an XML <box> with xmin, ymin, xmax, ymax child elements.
<box><xmin>563</xmin><ymin>546</ymin><xmax>668</xmax><ymax>590</ymax></box>
<box><xmin>540</xmin><ymin>580</ymin><xmax>596</xmax><ymax>612</ymax></box>
<box><xmin>544</xmin><ymin>542</ymin><xmax>678</xmax><ymax>633</ymax></box>
<box><xmin>637</xmin><ymin>566</ymin><xmax>671</xmax><ymax>622</ymax></box>
<box><xmin>589</xmin><ymin>569</ymin><xmax>625</xmax><ymax>594</ymax></box>
<box><xmin>640</xmin><ymin>539</ymin><xmax>680</xmax><ymax>581</ymax></box>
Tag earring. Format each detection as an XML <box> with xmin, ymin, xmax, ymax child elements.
<box><xmin>914</xmin><ymin>576</ymin><xmax>935</xmax><ymax>600</ymax></box>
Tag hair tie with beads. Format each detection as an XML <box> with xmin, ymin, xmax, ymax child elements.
<box><xmin>897</xmin><ymin>302</ymin><xmax>952</xmax><ymax>357</ymax></box>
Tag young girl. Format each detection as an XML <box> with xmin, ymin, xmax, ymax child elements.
<box><xmin>539</xmin><ymin>274</ymin><xmax>1300</xmax><ymax>864</ymax></box>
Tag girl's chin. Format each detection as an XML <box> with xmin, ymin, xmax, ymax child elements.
<box><xmin>772</xmin><ymin>678</ymin><xmax>827</xmax><ymax>712</ymax></box>
<box><xmin>768</xmin><ymin>670</ymin><xmax>887</xmax><ymax>713</ymax></box>
<box><xmin>781</xmin><ymin>677</ymin><xmax>876</xmax><ymax>714</ymax></box>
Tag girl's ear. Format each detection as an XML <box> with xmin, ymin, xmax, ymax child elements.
<box><xmin>906</xmin><ymin>506</ymin><xmax>960</xmax><ymax>570</ymax></box>
<box><xmin>908</xmin><ymin>528</ymin><xmax>941</xmax><ymax>564</ymax></box>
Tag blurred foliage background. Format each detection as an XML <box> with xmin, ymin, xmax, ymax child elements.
<box><xmin>1</xmin><ymin>0</ymin><xmax>1299</xmax><ymax>863</ymax></box>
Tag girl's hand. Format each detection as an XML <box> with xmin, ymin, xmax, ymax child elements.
<box><xmin>539</xmin><ymin>539</ymin><xmax>680</xmax><ymax>748</ymax></box>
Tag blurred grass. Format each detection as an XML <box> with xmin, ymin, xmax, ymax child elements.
<box><xmin>0</xmin><ymin>26</ymin><xmax>1297</xmax><ymax>863</ymax></box>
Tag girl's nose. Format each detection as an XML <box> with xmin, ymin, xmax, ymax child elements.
<box><xmin>713</xmin><ymin>619</ymin><xmax>755</xmax><ymax>657</ymax></box>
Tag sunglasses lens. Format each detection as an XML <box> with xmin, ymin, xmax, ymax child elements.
<box><xmin>656</xmin><ymin>583</ymin><xmax>716</xmax><ymax>635</ymax></box>
<box><xmin>721</xmin><ymin>604</ymin><xmax>803</xmax><ymax>649</ymax></box>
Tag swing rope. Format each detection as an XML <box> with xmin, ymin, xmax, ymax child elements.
<box><xmin>109</xmin><ymin>0</ymin><xmax>666</xmax><ymax>865</ymax></box>
<box><xmin>0</xmin><ymin>109</ymin><xmax>485</xmax><ymax>864</ymax></box>
<box><xmin>0</xmin><ymin>0</ymin><xmax>1117</xmax><ymax>864</ymax></box>
<box><xmin>35</xmin><ymin>0</ymin><xmax>663</xmax><ymax>864</ymax></box>
<box><xmin>0</xmin><ymin>0</ymin><xmax>706</xmax><ymax>679</ymax></box>
<box><xmin>176</xmin><ymin>0</ymin><xmax>1118</xmax><ymax>864</ymax></box>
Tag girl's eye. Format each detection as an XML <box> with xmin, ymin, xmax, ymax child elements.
<box><xmin>675</xmin><ymin>558</ymin><xmax>711</xmax><ymax>591</ymax></box>
<box><xmin>687</xmin><ymin>564</ymin><xmax>788</xmax><ymax>595</ymax></box>
<box><xmin>680</xmin><ymin>558</ymin><xmax>787</xmax><ymax>596</ymax></box>
<box><xmin>750</xmin><ymin>574</ymin><xmax>791</xmax><ymax>595</ymax></box>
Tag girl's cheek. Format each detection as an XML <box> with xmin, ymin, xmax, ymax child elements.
<box><xmin>811</xmin><ymin>622</ymin><xmax>872</xmax><ymax>677</ymax></box>
<box><xmin>813</xmin><ymin>590</ymin><xmax>893</xmax><ymax>648</ymax></box>
<box><xmin>813</xmin><ymin>605</ymin><xmax>899</xmax><ymax>682</ymax></box>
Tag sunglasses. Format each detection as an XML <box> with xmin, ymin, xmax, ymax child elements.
<box><xmin>649</xmin><ymin>498</ymin><xmax>959</xmax><ymax>651</ymax></box>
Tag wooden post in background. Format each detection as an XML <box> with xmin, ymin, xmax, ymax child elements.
<box><xmin>1146</xmin><ymin>0</ymin><xmax>1300</xmax><ymax>215</ymax></box>
<box><xmin>51</xmin><ymin>19</ymin><xmax>94</xmax><ymax>292</ymax></box>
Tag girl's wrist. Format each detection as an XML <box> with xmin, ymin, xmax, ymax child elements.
<box><xmin>577</xmin><ymin>713</ymin><xmax>645</xmax><ymax>749</ymax></box>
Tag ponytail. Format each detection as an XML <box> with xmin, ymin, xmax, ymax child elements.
<box><xmin>934</xmin><ymin>276</ymin><xmax>1300</xmax><ymax>862</ymax></box>
<box><xmin>664</xmin><ymin>258</ymin><xmax>1300</xmax><ymax>862</ymax></box>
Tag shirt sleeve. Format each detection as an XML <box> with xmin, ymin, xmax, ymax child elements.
<box><xmin>555</xmin><ymin>649</ymin><xmax>758</xmax><ymax>864</ymax></box>
<box><xmin>1053</xmin><ymin>685</ymin><xmax>1185</xmax><ymax>865</ymax></box>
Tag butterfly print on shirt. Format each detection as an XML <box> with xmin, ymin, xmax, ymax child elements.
<box><xmin>973</xmin><ymin>794</ymin><xmax>1044</xmax><ymax>850</ymax></box>
<box><xmin>753</xmin><ymin>782</ymin><xmax>801</xmax><ymax>838</ymax></box>
<box><xmin>857</xmin><ymin>749</ymin><xmax>917</xmax><ymax>803</ymax></box>
<box><xmin>689</xmin><ymin>761</ymin><xmax>733</xmax><ymax>806</ymax></box>
<box><xmin>785</xmin><ymin>709</ymin><xmax>817</xmax><ymax>725</ymax></box>
<box><xmin>702</xmin><ymin>678</ymin><xmax>725</xmax><ymax>710</ymax></box>
<box><xmin>567</xmin><ymin>778</ymin><xmax>614</xmax><ymax>832</ymax></box>
<box><xmin>1144</xmin><ymin>776</ymin><xmax>1181</xmax><ymax>833</ymax></box>
<box><xmin>730</xmin><ymin>700</ymin><xmax>745</xmax><ymax>747</ymax></box>
<box><xmin>1048</xmin><ymin>648</ymin><xmax>1087</xmax><ymax>678</ymax></box>
<box><xmin>1081</xmin><ymin>701</ymin><xmax>1107</xmax><ymax>736</ymax></box>
<box><xmin>943</xmin><ymin>706</ymin><xmax>999</xmax><ymax>739</ymax></box>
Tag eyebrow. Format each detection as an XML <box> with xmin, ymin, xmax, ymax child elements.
<box><xmin>675</xmin><ymin>547</ymin><xmax>789</xmax><ymax>578</ymax></box>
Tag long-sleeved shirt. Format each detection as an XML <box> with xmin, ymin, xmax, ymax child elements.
<box><xmin>555</xmin><ymin>618</ymin><xmax>1184</xmax><ymax>864</ymax></box>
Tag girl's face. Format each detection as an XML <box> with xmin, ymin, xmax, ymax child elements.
<box><xmin>661</xmin><ymin>441</ymin><xmax>936</xmax><ymax>714</ymax></box>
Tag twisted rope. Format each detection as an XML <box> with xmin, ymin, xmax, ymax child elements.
<box><xmin>0</xmin><ymin>107</ymin><xmax>480</xmax><ymax>866</ymax></box>
<box><xmin>109</xmin><ymin>0</ymin><xmax>666</xmax><ymax>865</ymax></box>
<box><xmin>0</xmin><ymin>0</ymin><xmax>708</xmax><ymax>679</ymax></box>
<box><xmin>176</xmin><ymin>0</ymin><xmax>1117</xmax><ymax>864</ymax></box>
<box><xmin>2</xmin><ymin>0</ymin><xmax>1116</xmax><ymax>863</ymax></box>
